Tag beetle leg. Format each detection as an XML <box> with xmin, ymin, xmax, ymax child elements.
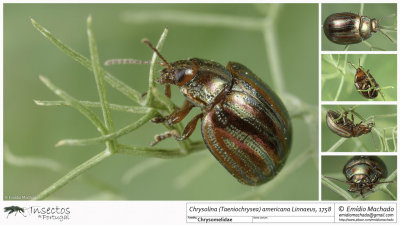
<box><xmin>342</xmin><ymin>112</ymin><xmax>348</xmax><ymax>124</ymax></box>
<box><xmin>150</xmin><ymin>130</ymin><xmax>180</xmax><ymax>146</ymax></box>
<box><xmin>152</xmin><ymin>100</ymin><xmax>194</xmax><ymax>125</ymax></box>
<box><xmin>165</xmin><ymin>84</ymin><xmax>171</xmax><ymax>98</ymax></box>
<box><xmin>176</xmin><ymin>113</ymin><xmax>203</xmax><ymax>141</ymax></box>
<box><xmin>150</xmin><ymin>113</ymin><xmax>203</xmax><ymax>146</ymax></box>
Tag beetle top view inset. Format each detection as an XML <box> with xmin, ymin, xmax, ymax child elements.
<box><xmin>323</xmin><ymin>12</ymin><xmax>393</xmax><ymax>45</ymax></box>
<box><xmin>325</xmin><ymin>156</ymin><xmax>392</xmax><ymax>198</ymax></box>
<box><xmin>140</xmin><ymin>40</ymin><xmax>292</xmax><ymax>186</ymax></box>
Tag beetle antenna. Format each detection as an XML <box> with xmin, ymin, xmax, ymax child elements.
<box><xmin>377</xmin><ymin>13</ymin><xmax>395</xmax><ymax>23</ymax></box>
<box><xmin>378</xmin><ymin>29</ymin><xmax>394</xmax><ymax>43</ymax></box>
<box><xmin>348</xmin><ymin>61</ymin><xmax>357</xmax><ymax>70</ymax></box>
<box><xmin>142</xmin><ymin>39</ymin><xmax>173</xmax><ymax>71</ymax></box>
<box><xmin>376</xmin><ymin>180</ymin><xmax>394</xmax><ymax>184</ymax></box>
<box><xmin>324</xmin><ymin>176</ymin><xmax>348</xmax><ymax>184</ymax></box>
<box><xmin>104</xmin><ymin>58</ymin><xmax>163</xmax><ymax>66</ymax></box>
<box><xmin>376</xmin><ymin>14</ymin><xmax>395</xmax><ymax>43</ymax></box>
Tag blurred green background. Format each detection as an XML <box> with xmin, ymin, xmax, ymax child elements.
<box><xmin>322</xmin><ymin>3</ymin><xmax>397</xmax><ymax>51</ymax></box>
<box><xmin>322</xmin><ymin>156</ymin><xmax>397</xmax><ymax>200</ymax></box>
<box><xmin>321</xmin><ymin>105</ymin><xmax>397</xmax><ymax>152</ymax></box>
<box><xmin>321</xmin><ymin>54</ymin><xmax>397</xmax><ymax>101</ymax></box>
<box><xmin>4</xmin><ymin>4</ymin><xmax>318</xmax><ymax>200</ymax></box>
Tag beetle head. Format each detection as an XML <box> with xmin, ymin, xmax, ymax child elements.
<box><xmin>142</xmin><ymin>39</ymin><xmax>197</xmax><ymax>87</ymax></box>
<box><xmin>158</xmin><ymin>60</ymin><xmax>197</xmax><ymax>87</ymax></box>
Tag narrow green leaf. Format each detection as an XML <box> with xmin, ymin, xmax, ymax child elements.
<box><xmin>321</xmin><ymin>176</ymin><xmax>354</xmax><ymax>200</ymax></box>
<box><xmin>121</xmin><ymin>10</ymin><xmax>263</xmax><ymax>31</ymax></box>
<box><xmin>4</xmin><ymin>144</ymin><xmax>62</xmax><ymax>172</ymax></box>
<box><xmin>116</xmin><ymin>142</ymin><xmax>205</xmax><ymax>158</ymax></box>
<box><xmin>39</xmin><ymin>75</ymin><xmax>107</xmax><ymax>135</ymax></box>
<box><xmin>145</xmin><ymin>27</ymin><xmax>168</xmax><ymax>106</ymax></box>
<box><xmin>326</xmin><ymin>138</ymin><xmax>346</xmax><ymax>152</ymax></box>
<box><xmin>34</xmin><ymin>100</ymin><xmax>152</xmax><ymax>114</ymax></box>
<box><xmin>87</xmin><ymin>15</ymin><xmax>114</xmax><ymax>134</ymax></box>
<box><xmin>117</xmin><ymin>144</ymin><xmax>186</xmax><ymax>158</ymax></box>
<box><xmin>31</xmin><ymin>18</ymin><xmax>142</xmax><ymax>103</ymax></box>
<box><xmin>56</xmin><ymin>110</ymin><xmax>158</xmax><ymax>146</ymax></box>
<box><xmin>33</xmin><ymin>150</ymin><xmax>112</xmax><ymax>200</ymax></box>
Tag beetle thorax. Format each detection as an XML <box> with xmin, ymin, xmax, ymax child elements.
<box><xmin>181</xmin><ymin>69</ymin><xmax>232</xmax><ymax>108</ymax></box>
<box><xmin>353</xmin><ymin>124</ymin><xmax>371</xmax><ymax>137</ymax></box>
<box><xmin>360</xmin><ymin>16</ymin><xmax>372</xmax><ymax>38</ymax></box>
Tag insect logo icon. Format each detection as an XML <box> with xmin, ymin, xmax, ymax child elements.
<box><xmin>4</xmin><ymin>206</ymin><xmax>26</xmax><ymax>218</ymax></box>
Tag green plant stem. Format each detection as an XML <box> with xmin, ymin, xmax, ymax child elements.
<box><xmin>262</xmin><ymin>5</ymin><xmax>285</xmax><ymax>94</ymax></box>
<box><xmin>33</xmin><ymin>150</ymin><xmax>112</xmax><ymax>200</ymax></box>
<box><xmin>321</xmin><ymin>176</ymin><xmax>354</xmax><ymax>200</ymax></box>
<box><xmin>116</xmin><ymin>142</ymin><xmax>206</xmax><ymax>158</ymax></box>
<box><xmin>145</xmin><ymin>27</ymin><xmax>168</xmax><ymax>107</ymax></box>
<box><xmin>56</xmin><ymin>110</ymin><xmax>158</xmax><ymax>147</ymax></box>
<box><xmin>39</xmin><ymin>75</ymin><xmax>107</xmax><ymax>135</ymax></box>
<box><xmin>326</xmin><ymin>138</ymin><xmax>346</xmax><ymax>152</ymax></box>
<box><xmin>34</xmin><ymin>100</ymin><xmax>152</xmax><ymax>114</ymax></box>
<box><xmin>381</xmin><ymin>186</ymin><xmax>396</xmax><ymax>200</ymax></box>
<box><xmin>333</xmin><ymin>75</ymin><xmax>344</xmax><ymax>101</ymax></box>
<box><xmin>31</xmin><ymin>18</ymin><xmax>142</xmax><ymax>103</ymax></box>
<box><xmin>87</xmin><ymin>15</ymin><xmax>114</xmax><ymax>134</ymax></box>
<box><xmin>362</xmin><ymin>41</ymin><xmax>386</xmax><ymax>51</ymax></box>
<box><xmin>121</xmin><ymin>10</ymin><xmax>263</xmax><ymax>31</ymax></box>
<box><xmin>87</xmin><ymin>15</ymin><xmax>116</xmax><ymax>153</ymax></box>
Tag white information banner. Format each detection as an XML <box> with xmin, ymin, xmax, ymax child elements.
<box><xmin>186</xmin><ymin>202</ymin><xmax>397</xmax><ymax>223</ymax></box>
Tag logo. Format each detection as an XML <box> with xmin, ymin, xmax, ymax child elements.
<box><xmin>4</xmin><ymin>206</ymin><xmax>27</xmax><ymax>218</ymax></box>
<box><xmin>4</xmin><ymin>205</ymin><xmax>71</xmax><ymax>221</ymax></box>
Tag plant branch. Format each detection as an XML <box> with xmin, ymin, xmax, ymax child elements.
<box><xmin>121</xmin><ymin>10</ymin><xmax>263</xmax><ymax>31</ymax></box>
<box><xmin>39</xmin><ymin>75</ymin><xmax>107</xmax><ymax>135</ymax></box>
<box><xmin>34</xmin><ymin>100</ymin><xmax>152</xmax><ymax>114</ymax></box>
<box><xmin>56</xmin><ymin>110</ymin><xmax>158</xmax><ymax>147</ymax></box>
<box><xmin>321</xmin><ymin>176</ymin><xmax>354</xmax><ymax>200</ymax></box>
<box><xmin>31</xmin><ymin>18</ymin><xmax>142</xmax><ymax>103</ymax></box>
<box><xmin>33</xmin><ymin>150</ymin><xmax>112</xmax><ymax>200</ymax></box>
<box><xmin>144</xmin><ymin>27</ymin><xmax>168</xmax><ymax>106</ymax></box>
<box><xmin>87</xmin><ymin>15</ymin><xmax>117</xmax><ymax>153</ymax></box>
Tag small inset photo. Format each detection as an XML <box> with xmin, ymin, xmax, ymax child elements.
<box><xmin>321</xmin><ymin>54</ymin><xmax>397</xmax><ymax>101</ymax></box>
<box><xmin>321</xmin><ymin>105</ymin><xmax>397</xmax><ymax>152</ymax></box>
<box><xmin>322</xmin><ymin>3</ymin><xmax>397</xmax><ymax>51</ymax></box>
<box><xmin>321</xmin><ymin>156</ymin><xmax>397</xmax><ymax>200</ymax></box>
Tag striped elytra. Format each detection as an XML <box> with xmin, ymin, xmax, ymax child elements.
<box><xmin>201</xmin><ymin>62</ymin><xmax>291</xmax><ymax>185</ymax></box>
<box><xmin>343</xmin><ymin>156</ymin><xmax>389</xmax><ymax>197</ymax></box>
<box><xmin>323</xmin><ymin>12</ymin><xmax>378</xmax><ymax>45</ymax></box>
<box><xmin>326</xmin><ymin>110</ymin><xmax>372</xmax><ymax>138</ymax></box>
<box><xmin>142</xmin><ymin>40</ymin><xmax>292</xmax><ymax>186</ymax></box>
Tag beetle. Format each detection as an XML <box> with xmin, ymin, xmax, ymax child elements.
<box><xmin>326</xmin><ymin>110</ymin><xmax>374</xmax><ymax>138</ymax></box>
<box><xmin>4</xmin><ymin>206</ymin><xmax>26</xmax><ymax>218</ymax></box>
<box><xmin>134</xmin><ymin>39</ymin><xmax>292</xmax><ymax>186</ymax></box>
<box><xmin>323</xmin><ymin>12</ymin><xmax>392</xmax><ymax>45</ymax></box>
<box><xmin>325</xmin><ymin>156</ymin><xmax>392</xmax><ymax>198</ymax></box>
<box><xmin>348</xmin><ymin>60</ymin><xmax>381</xmax><ymax>99</ymax></box>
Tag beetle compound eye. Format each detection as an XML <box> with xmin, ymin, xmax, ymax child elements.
<box><xmin>174</xmin><ymin>69</ymin><xmax>186</xmax><ymax>83</ymax></box>
<box><xmin>174</xmin><ymin>69</ymin><xmax>195</xmax><ymax>86</ymax></box>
